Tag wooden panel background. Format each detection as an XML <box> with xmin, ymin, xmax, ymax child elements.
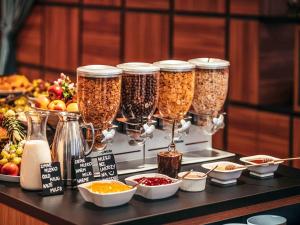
<box><xmin>293</xmin><ymin>118</ymin><xmax>300</xmax><ymax>168</ymax></box>
<box><xmin>174</xmin><ymin>16</ymin><xmax>225</xmax><ymax>59</ymax></box>
<box><xmin>125</xmin><ymin>13</ymin><xmax>169</xmax><ymax>62</ymax></box>
<box><xmin>175</xmin><ymin>0</ymin><xmax>225</xmax><ymax>13</ymax></box>
<box><xmin>14</xmin><ymin>0</ymin><xmax>299</xmax><ymax>161</ymax></box>
<box><xmin>229</xmin><ymin>19</ymin><xmax>259</xmax><ymax>104</ymax></box>
<box><xmin>82</xmin><ymin>9</ymin><xmax>120</xmax><ymax>65</ymax></box>
<box><xmin>295</xmin><ymin>26</ymin><xmax>300</xmax><ymax>112</ymax></box>
<box><xmin>228</xmin><ymin>105</ymin><xmax>290</xmax><ymax>158</ymax></box>
<box><xmin>44</xmin><ymin>6</ymin><xmax>79</xmax><ymax>71</ymax></box>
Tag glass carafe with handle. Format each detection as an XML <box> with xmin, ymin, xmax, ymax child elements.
<box><xmin>20</xmin><ymin>111</ymin><xmax>52</xmax><ymax>191</ymax></box>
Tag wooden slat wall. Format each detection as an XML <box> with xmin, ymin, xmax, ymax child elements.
<box><xmin>228</xmin><ymin>105</ymin><xmax>290</xmax><ymax>158</ymax></box>
<box><xmin>44</xmin><ymin>6</ymin><xmax>79</xmax><ymax>71</ymax></box>
<box><xmin>125</xmin><ymin>13</ymin><xmax>169</xmax><ymax>62</ymax></box>
<box><xmin>174</xmin><ymin>16</ymin><xmax>225</xmax><ymax>59</ymax></box>
<box><xmin>294</xmin><ymin>118</ymin><xmax>300</xmax><ymax>168</ymax></box>
<box><xmin>175</xmin><ymin>0</ymin><xmax>225</xmax><ymax>13</ymax></box>
<box><xmin>126</xmin><ymin>0</ymin><xmax>169</xmax><ymax>9</ymax></box>
<box><xmin>295</xmin><ymin>26</ymin><xmax>300</xmax><ymax>112</ymax></box>
<box><xmin>82</xmin><ymin>9</ymin><xmax>120</xmax><ymax>65</ymax></box>
<box><xmin>229</xmin><ymin>19</ymin><xmax>259</xmax><ymax>104</ymax></box>
<box><xmin>15</xmin><ymin>0</ymin><xmax>299</xmax><ymax>159</ymax></box>
<box><xmin>16</xmin><ymin>6</ymin><xmax>42</xmax><ymax>65</ymax></box>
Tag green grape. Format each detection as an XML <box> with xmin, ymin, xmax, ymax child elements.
<box><xmin>0</xmin><ymin>158</ymin><xmax>8</xmax><ymax>165</ymax></box>
<box><xmin>12</xmin><ymin>157</ymin><xmax>21</xmax><ymax>165</ymax></box>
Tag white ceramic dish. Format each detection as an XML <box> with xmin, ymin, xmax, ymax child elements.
<box><xmin>201</xmin><ymin>161</ymin><xmax>246</xmax><ymax>181</ymax></box>
<box><xmin>247</xmin><ymin>215</ymin><xmax>287</xmax><ymax>225</ymax></box>
<box><xmin>78</xmin><ymin>180</ymin><xmax>136</xmax><ymax>207</ymax></box>
<box><xmin>240</xmin><ymin>155</ymin><xmax>282</xmax><ymax>175</ymax></box>
<box><xmin>0</xmin><ymin>174</ymin><xmax>20</xmax><ymax>183</ymax></box>
<box><xmin>178</xmin><ymin>171</ymin><xmax>207</xmax><ymax>192</ymax></box>
<box><xmin>125</xmin><ymin>173</ymin><xmax>181</xmax><ymax>200</ymax></box>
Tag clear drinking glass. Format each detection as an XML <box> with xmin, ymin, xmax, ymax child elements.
<box><xmin>77</xmin><ymin>65</ymin><xmax>122</xmax><ymax>151</ymax></box>
<box><xmin>117</xmin><ymin>62</ymin><xmax>159</xmax><ymax>168</ymax></box>
<box><xmin>153</xmin><ymin>60</ymin><xmax>195</xmax><ymax>177</ymax></box>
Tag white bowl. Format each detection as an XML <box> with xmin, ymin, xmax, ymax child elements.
<box><xmin>247</xmin><ymin>215</ymin><xmax>286</xmax><ymax>225</ymax></box>
<box><xmin>78</xmin><ymin>180</ymin><xmax>136</xmax><ymax>207</ymax></box>
<box><xmin>201</xmin><ymin>161</ymin><xmax>246</xmax><ymax>181</ymax></box>
<box><xmin>240</xmin><ymin>155</ymin><xmax>282</xmax><ymax>175</ymax></box>
<box><xmin>178</xmin><ymin>171</ymin><xmax>207</xmax><ymax>192</ymax></box>
<box><xmin>125</xmin><ymin>173</ymin><xmax>181</xmax><ymax>200</ymax></box>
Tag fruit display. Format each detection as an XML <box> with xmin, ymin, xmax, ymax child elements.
<box><xmin>0</xmin><ymin>75</ymin><xmax>31</xmax><ymax>92</ymax></box>
<box><xmin>0</xmin><ymin>110</ymin><xmax>26</xmax><ymax>177</ymax></box>
<box><xmin>0</xmin><ymin>96</ymin><xmax>32</xmax><ymax>117</ymax></box>
<box><xmin>34</xmin><ymin>73</ymin><xmax>78</xmax><ymax>112</ymax></box>
<box><xmin>29</xmin><ymin>79</ymin><xmax>51</xmax><ymax>97</ymax></box>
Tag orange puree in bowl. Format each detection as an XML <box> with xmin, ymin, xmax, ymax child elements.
<box><xmin>88</xmin><ymin>182</ymin><xmax>132</xmax><ymax>194</ymax></box>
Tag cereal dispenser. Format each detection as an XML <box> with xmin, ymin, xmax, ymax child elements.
<box><xmin>188</xmin><ymin>58</ymin><xmax>230</xmax><ymax>135</ymax></box>
<box><xmin>116</xmin><ymin>62</ymin><xmax>159</xmax><ymax>168</ymax></box>
<box><xmin>153</xmin><ymin>60</ymin><xmax>195</xmax><ymax>178</ymax></box>
<box><xmin>77</xmin><ymin>65</ymin><xmax>122</xmax><ymax>151</ymax></box>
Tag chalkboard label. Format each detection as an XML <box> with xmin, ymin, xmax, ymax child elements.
<box><xmin>73</xmin><ymin>157</ymin><xmax>95</xmax><ymax>185</ymax></box>
<box><xmin>96</xmin><ymin>149</ymin><xmax>118</xmax><ymax>180</ymax></box>
<box><xmin>40</xmin><ymin>162</ymin><xmax>64</xmax><ymax>196</ymax></box>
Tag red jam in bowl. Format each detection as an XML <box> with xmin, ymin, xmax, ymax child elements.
<box><xmin>249</xmin><ymin>158</ymin><xmax>273</xmax><ymax>164</ymax></box>
<box><xmin>134</xmin><ymin>177</ymin><xmax>173</xmax><ymax>186</ymax></box>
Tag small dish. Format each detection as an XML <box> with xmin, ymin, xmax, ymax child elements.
<box><xmin>202</xmin><ymin>161</ymin><xmax>246</xmax><ymax>185</ymax></box>
<box><xmin>247</xmin><ymin>215</ymin><xmax>286</xmax><ymax>225</ymax></box>
<box><xmin>178</xmin><ymin>171</ymin><xmax>207</xmax><ymax>192</ymax></box>
<box><xmin>240</xmin><ymin>155</ymin><xmax>282</xmax><ymax>178</ymax></box>
<box><xmin>78</xmin><ymin>180</ymin><xmax>136</xmax><ymax>207</ymax></box>
<box><xmin>125</xmin><ymin>173</ymin><xmax>181</xmax><ymax>200</ymax></box>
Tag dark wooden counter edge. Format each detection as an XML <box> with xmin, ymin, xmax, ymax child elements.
<box><xmin>1</xmin><ymin>183</ymin><xmax>300</xmax><ymax>225</ymax></box>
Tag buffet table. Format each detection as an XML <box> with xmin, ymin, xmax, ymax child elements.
<box><xmin>1</xmin><ymin>155</ymin><xmax>300</xmax><ymax>225</ymax></box>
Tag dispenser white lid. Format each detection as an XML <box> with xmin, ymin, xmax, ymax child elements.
<box><xmin>117</xmin><ymin>62</ymin><xmax>159</xmax><ymax>74</ymax></box>
<box><xmin>153</xmin><ymin>60</ymin><xmax>195</xmax><ymax>72</ymax></box>
<box><xmin>188</xmin><ymin>58</ymin><xmax>230</xmax><ymax>69</ymax></box>
<box><xmin>77</xmin><ymin>65</ymin><xmax>122</xmax><ymax>77</ymax></box>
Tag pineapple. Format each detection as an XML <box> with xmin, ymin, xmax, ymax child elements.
<box><xmin>2</xmin><ymin>110</ymin><xmax>26</xmax><ymax>144</ymax></box>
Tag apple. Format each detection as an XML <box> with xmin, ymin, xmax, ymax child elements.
<box><xmin>48</xmin><ymin>85</ymin><xmax>63</xmax><ymax>100</ymax></box>
<box><xmin>35</xmin><ymin>95</ymin><xmax>50</xmax><ymax>109</ymax></box>
<box><xmin>48</xmin><ymin>100</ymin><xmax>66</xmax><ymax>111</ymax></box>
<box><xmin>1</xmin><ymin>162</ymin><xmax>19</xmax><ymax>176</ymax></box>
<box><xmin>66</xmin><ymin>102</ymin><xmax>79</xmax><ymax>112</ymax></box>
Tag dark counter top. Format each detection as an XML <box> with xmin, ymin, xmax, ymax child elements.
<box><xmin>1</xmin><ymin>156</ymin><xmax>300</xmax><ymax>225</ymax></box>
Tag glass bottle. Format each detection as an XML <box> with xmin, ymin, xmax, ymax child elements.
<box><xmin>20</xmin><ymin>111</ymin><xmax>52</xmax><ymax>190</ymax></box>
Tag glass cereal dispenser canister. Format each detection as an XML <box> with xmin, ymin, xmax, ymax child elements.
<box><xmin>116</xmin><ymin>62</ymin><xmax>160</xmax><ymax>168</ymax></box>
<box><xmin>77</xmin><ymin>65</ymin><xmax>122</xmax><ymax>151</ymax></box>
<box><xmin>188</xmin><ymin>58</ymin><xmax>230</xmax><ymax>135</ymax></box>
<box><xmin>117</xmin><ymin>62</ymin><xmax>159</xmax><ymax>124</ymax></box>
<box><xmin>153</xmin><ymin>60</ymin><xmax>195</xmax><ymax>178</ymax></box>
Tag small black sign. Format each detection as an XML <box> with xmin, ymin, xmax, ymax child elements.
<box><xmin>73</xmin><ymin>157</ymin><xmax>95</xmax><ymax>185</ymax></box>
<box><xmin>40</xmin><ymin>162</ymin><xmax>64</xmax><ymax>196</ymax></box>
<box><xmin>96</xmin><ymin>149</ymin><xmax>118</xmax><ymax>180</ymax></box>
